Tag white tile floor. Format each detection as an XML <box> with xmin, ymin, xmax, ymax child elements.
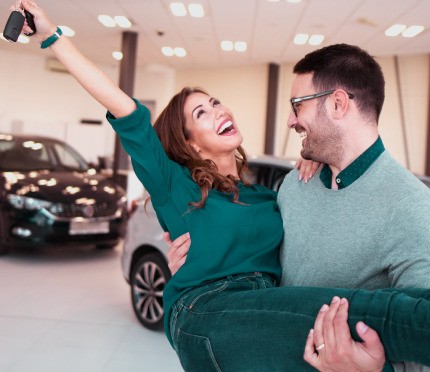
<box><xmin>0</xmin><ymin>242</ymin><xmax>183</xmax><ymax>372</ymax></box>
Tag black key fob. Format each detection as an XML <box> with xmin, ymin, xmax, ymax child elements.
<box><xmin>3</xmin><ymin>10</ymin><xmax>24</xmax><ymax>42</ymax></box>
<box><xmin>24</xmin><ymin>9</ymin><xmax>36</xmax><ymax>36</ymax></box>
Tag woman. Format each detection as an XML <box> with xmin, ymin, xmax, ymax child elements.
<box><xmin>13</xmin><ymin>1</ymin><xmax>430</xmax><ymax>371</ymax></box>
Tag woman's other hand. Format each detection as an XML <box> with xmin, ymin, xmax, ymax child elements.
<box><xmin>295</xmin><ymin>158</ymin><xmax>321</xmax><ymax>183</ymax></box>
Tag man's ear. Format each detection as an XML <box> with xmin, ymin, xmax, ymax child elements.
<box><xmin>331</xmin><ymin>89</ymin><xmax>350</xmax><ymax>119</ymax></box>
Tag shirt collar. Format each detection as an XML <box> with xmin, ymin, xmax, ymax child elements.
<box><xmin>320</xmin><ymin>136</ymin><xmax>385</xmax><ymax>189</ymax></box>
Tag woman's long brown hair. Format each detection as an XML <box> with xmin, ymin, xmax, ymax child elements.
<box><xmin>153</xmin><ymin>87</ymin><xmax>250</xmax><ymax>208</ymax></box>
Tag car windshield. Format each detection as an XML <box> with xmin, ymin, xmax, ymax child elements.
<box><xmin>0</xmin><ymin>136</ymin><xmax>89</xmax><ymax>172</ymax></box>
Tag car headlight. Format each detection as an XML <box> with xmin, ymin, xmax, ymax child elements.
<box><xmin>7</xmin><ymin>194</ymin><xmax>54</xmax><ymax>211</ymax></box>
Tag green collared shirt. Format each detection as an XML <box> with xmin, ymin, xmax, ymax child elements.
<box><xmin>320</xmin><ymin>136</ymin><xmax>385</xmax><ymax>189</ymax></box>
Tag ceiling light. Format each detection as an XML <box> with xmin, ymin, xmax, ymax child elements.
<box><xmin>174</xmin><ymin>47</ymin><xmax>187</xmax><ymax>57</ymax></box>
<box><xmin>221</xmin><ymin>40</ymin><xmax>234</xmax><ymax>51</ymax></box>
<box><xmin>308</xmin><ymin>34</ymin><xmax>324</xmax><ymax>45</ymax></box>
<box><xmin>98</xmin><ymin>15</ymin><xmax>116</xmax><ymax>27</ymax></box>
<box><xmin>114</xmin><ymin>16</ymin><xmax>132</xmax><ymax>28</ymax></box>
<box><xmin>287</xmin><ymin>0</ymin><xmax>302</xmax><ymax>3</ymax></box>
<box><xmin>402</xmin><ymin>25</ymin><xmax>424</xmax><ymax>38</ymax></box>
<box><xmin>58</xmin><ymin>26</ymin><xmax>75</xmax><ymax>37</ymax></box>
<box><xmin>234</xmin><ymin>41</ymin><xmax>247</xmax><ymax>52</ymax></box>
<box><xmin>293</xmin><ymin>33</ymin><xmax>309</xmax><ymax>45</ymax></box>
<box><xmin>112</xmin><ymin>51</ymin><xmax>123</xmax><ymax>61</ymax></box>
<box><xmin>267</xmin><ymin>0</ymin><xmax>280</xmax><ymax>2</ymax></box>
<box><xmin>170</xmin><ymin>2</ymin><xmax>187</xmax><ymax>17</ymax></box>
<box><xmin>385</xmin><ymin>24</ymin><xmax>406</xmax><ymax>37</ymax></box>
<box><xmin>188</xmin><ymin>4</ymin><xmax>204</xmax><ymax>18</ymax></box>
<box><xmin>162</xmin><ymin>47</ymin><xmax>175</xmax><ymax>56</ymax></box>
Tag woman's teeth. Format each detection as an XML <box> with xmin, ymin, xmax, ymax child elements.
<box><xmin>218</xmin><ymin>121</ymin><xmax>233</xmax><ymax>135</ymax></box>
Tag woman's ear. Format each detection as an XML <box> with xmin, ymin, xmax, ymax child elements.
<box><xmin>187</xmin><ymin>140</ymin><xmax>201</xmax><ymax>153</ymax></box>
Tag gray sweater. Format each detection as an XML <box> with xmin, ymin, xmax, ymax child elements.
<box><xmin>278</xmin><ymin>151</ymin><xmax>430</xmax><ymax>371</ymax></box>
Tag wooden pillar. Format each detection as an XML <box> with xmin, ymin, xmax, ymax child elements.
<box><xmin>113</xmin><ymin>31</ymin><xmax>138</xmax><ymax>188</ymax></box>
<box><xmin>264</xmin><ymin>63</ymin><xmax>279</xmax><ymax>155</ymax></box>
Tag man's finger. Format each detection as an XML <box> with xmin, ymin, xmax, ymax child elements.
<box><xmin>322</xmin><ymin>296</ymin><xmax>342</xmax><ymax>351</ymax></box>
<box><xmin>313</xmin><ymin>303</ymin><xmax>329</xmax><ymax>352</ymax></box>
<box><xmin>332</xmin><ymin>298</ymin><xmax>353</xmax><ymax>348</ymax></box>
<box><xmin>303</xmin><ymin>329</ymin><xmax>320</xmax><ymax>369</ymax></box>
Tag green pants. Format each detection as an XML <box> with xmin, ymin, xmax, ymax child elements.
<box><xmin>169</xmin><ymin>272</ymin><xmax>430</xmax><ymax>371</ymax></box>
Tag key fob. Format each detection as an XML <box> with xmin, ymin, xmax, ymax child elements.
<box><xmin>3</xmin><ymin>10</ymin><xmax>25</xmax><ymax>42</ymax></box>
<box><xmin>24</xmin><ymin>9</ymin><xmax>36</xmax><ymax>36</ymax></box>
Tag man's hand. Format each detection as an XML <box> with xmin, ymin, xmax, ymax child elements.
<box><xmin>303</xmin><ymin>296</ymin><xmax>386</xmax><ymax>372</ymax></box>
<box><xmin>164</xmin><ymin>232</ymin><xmax>191</xmax><ymax>275</ymax></box>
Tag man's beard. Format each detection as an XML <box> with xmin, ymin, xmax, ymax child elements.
<box><xmin>299</xmin><ymin>107</ymin><xmax>343</xmax><ymax>165</ymax></box>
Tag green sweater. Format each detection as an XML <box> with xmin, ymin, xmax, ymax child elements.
<box><xmin>107</xmin><ymin>102</ymin><xmax>283</xmax><ymax>346</ymax></box>
<box><xmin>278</xmin><ymin>151</ymin><xmax>430</xmax><ymax>290</ymax></box>
<box><xmin>279</xmin><ymin>152</ymin><xmax>430</xmax><ymax>372</ymax></box>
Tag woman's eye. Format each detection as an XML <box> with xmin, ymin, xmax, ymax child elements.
<box><xmin>196</xmin><ymin>109</ymin><xmax>205</xmax><ymax>119</ymax></box>
<box><xmin>213</xmin><ymin>99</ymin><xmax>220</xmax><ymax>107</ymax></box>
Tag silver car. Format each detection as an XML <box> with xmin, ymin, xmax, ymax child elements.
<box><xmin>121</xmin><ymin>155</ymin><xmax>296</xmax><ymax>330</ymax></box>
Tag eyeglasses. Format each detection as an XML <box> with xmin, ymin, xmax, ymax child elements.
<box><xmin>290</xmin><ymin>90</ymin><xmax>354</xmax><ymax>117</ymax></box>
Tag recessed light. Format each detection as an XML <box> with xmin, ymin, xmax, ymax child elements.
<box><xmin>58</xmin><ymin>26</ymin><xmax>75</xmax><ymax>37</ymax></box>
<box><xmin>234</xmin><ymin>41</ymin><xmax>247</xmax><ymax>52</ymax></box>
<box><xmin>114</xmin><ymin>16</ymin><xmax>132</xmax><ymax>28</ymax></box>
<box><xmin>188</xmin><ymin>4</ymin><xmax>204</xmax><ymax>18</ymax></box>
<box><xmin>402</xmin><ymin>25</ymin><xmax>424</xmax><ymax>38</ymax></box>
<box><xmin>174</xmin><ymin>47</ymin><xmax>187</xmax><ymax>57</ymax></box>
<box><xmin>308</xmin><ymin>34</ymin><xmax>324</xmax><ymax>45</ymax></box>
<box><xmin>221</xmin><ymin>40</ymin><xmax>234</xmax><ymax>51</ymax></box>
<box><xmin>98</xmin><ymin>15</ymin><xmax>116</xmax><ymax>28</ymax></box>
<box><xmin>294</xmin><ymin>33</ymin><xmax>309</xmax><ymax>45</ymax></box>
<box><xmin>385</xmin><ymin>24</ymin><xmax>406</xmax><ymax>37</ymax></box>
<box><xmin>162</xmin><ymin>47</ymin><xmax>175</xmax><ymax>56</ymax></box>
<box><xmin>170</xmin><ymin>2</ymin><xmax>187</xmax><ymax>17</ymax></box>
<box><xmin>112</xmin><ymin>51</ymin><xmax>123</xmax><ymax>60</ymax></box>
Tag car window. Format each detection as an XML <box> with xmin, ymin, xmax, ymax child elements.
<box><xmin>247</xmin><ymin>163</ymin><xmax>292</xmax><ymax>192</ymax></box>
<box><xmin>52</xmin><ymin>142</ymin><xmax>89</xmax><ymax>171</ymax></box>
<box><xmin>0</xmin><ymin>140</ymin><xmax>52</xmax><ymax>171</ymax></box>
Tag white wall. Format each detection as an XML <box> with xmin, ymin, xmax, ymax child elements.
<box><xmin>0</xmin><ymin>49</ymin><xmax>176</xmax><ymax>165</ymax></box>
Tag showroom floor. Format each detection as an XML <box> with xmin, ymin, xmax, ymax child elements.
<box><xmin>0</xmin><ymin>242</ymin><xmax>183</xmax><ymax>372</ymax></box>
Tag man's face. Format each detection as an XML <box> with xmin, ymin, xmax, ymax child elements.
<box><xmin>287</xmin><ymin>73</ymin><xmax>342</xmax><ymax>164</ymax></box>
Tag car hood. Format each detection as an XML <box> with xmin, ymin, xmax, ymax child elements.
<box><xmin>1</xmin><ymin>170</ymin><xmax>125</xmax><ymax>203</ymax></box>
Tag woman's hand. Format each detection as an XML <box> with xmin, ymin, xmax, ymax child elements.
<box><xmin>12</xmin><ymin>0</ymin><xmax>56</xmax><ymax>42</ymax></box>
<box><xmin>295</xmin><ymin>158</ymin><xmax>321</xmax><ymax>183</ymax></box>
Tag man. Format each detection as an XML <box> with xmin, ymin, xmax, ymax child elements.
<box><xmin>166</xmin><ymin>44</ymin><xmax>430</xmax><ymax>371</ymax></box>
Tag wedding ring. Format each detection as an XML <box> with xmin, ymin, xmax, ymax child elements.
<box><xmin>315</xmin><ymin>343</ymin><xmax>325</xmax><ymax>351</ymax></box>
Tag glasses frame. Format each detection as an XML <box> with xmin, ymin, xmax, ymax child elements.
<box><xmin>290</xmin><ymin>90</ymin><xmax>354</xmax><ymax>117</ymax></box>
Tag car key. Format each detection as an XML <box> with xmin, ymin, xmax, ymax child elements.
<box><xmin>3</xmin><ymin>10</ymin><xmax>25</xmax><ymax>42</ymax></box>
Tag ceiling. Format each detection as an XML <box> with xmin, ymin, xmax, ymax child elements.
<box><xmin>1</xmin><ymin>0</ymin><xmax>430</xmax><ymax>70</ymax></box>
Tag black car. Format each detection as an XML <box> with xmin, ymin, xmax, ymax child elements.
<box><xmin>0</xmin><ymin>133</ymin><xmax>128</xmax><ymax>255</ymax></box>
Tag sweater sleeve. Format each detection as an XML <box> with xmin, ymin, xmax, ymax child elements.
<box><xmin>106</xmin><ymin>100</ymin><xmax>182</xmax><ymax>206</ymax></box>
<box><xmin>381</xmin><ymin>189</ymin><xmax>430</xmax><ymax>288</ymax></box>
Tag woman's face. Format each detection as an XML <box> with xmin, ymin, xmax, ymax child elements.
<box><xmin>184</xmin><ymin>92</ymin><xmax>243</xmax><ymax>159</ymax></box>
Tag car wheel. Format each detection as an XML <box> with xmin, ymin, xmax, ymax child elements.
<box><xmin>130</xmin><ymin>252</ymin><xmax>171</xmax><ymax>330</ymax></box>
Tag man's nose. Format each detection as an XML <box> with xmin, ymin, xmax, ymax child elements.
<box><xmin>287</xmin><ymin>112</ymin><xmax>297</xmax><ymax>128</ymax></box>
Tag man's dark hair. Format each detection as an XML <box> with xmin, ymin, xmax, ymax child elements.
<box><xmin>293</xmin><ymin>44</ymin><xmax>385</xmax><ymax>121</ymax></box>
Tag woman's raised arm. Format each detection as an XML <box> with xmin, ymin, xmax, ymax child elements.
<box><xmin>17</xmin><ymin>0</ymin><xmax>136</xmax><ymax>118</ymax></box>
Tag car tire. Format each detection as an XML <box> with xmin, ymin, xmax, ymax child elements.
<box><xmin>130</xmin><ymin>252</ymin><xmax>171</xmax><ymax>330</ymax></box>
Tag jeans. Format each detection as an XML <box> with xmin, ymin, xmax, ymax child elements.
<box><xmin>169</xmin><ymin>272</ymin><xmax>430</xmax><ymax>372</ymax></box>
